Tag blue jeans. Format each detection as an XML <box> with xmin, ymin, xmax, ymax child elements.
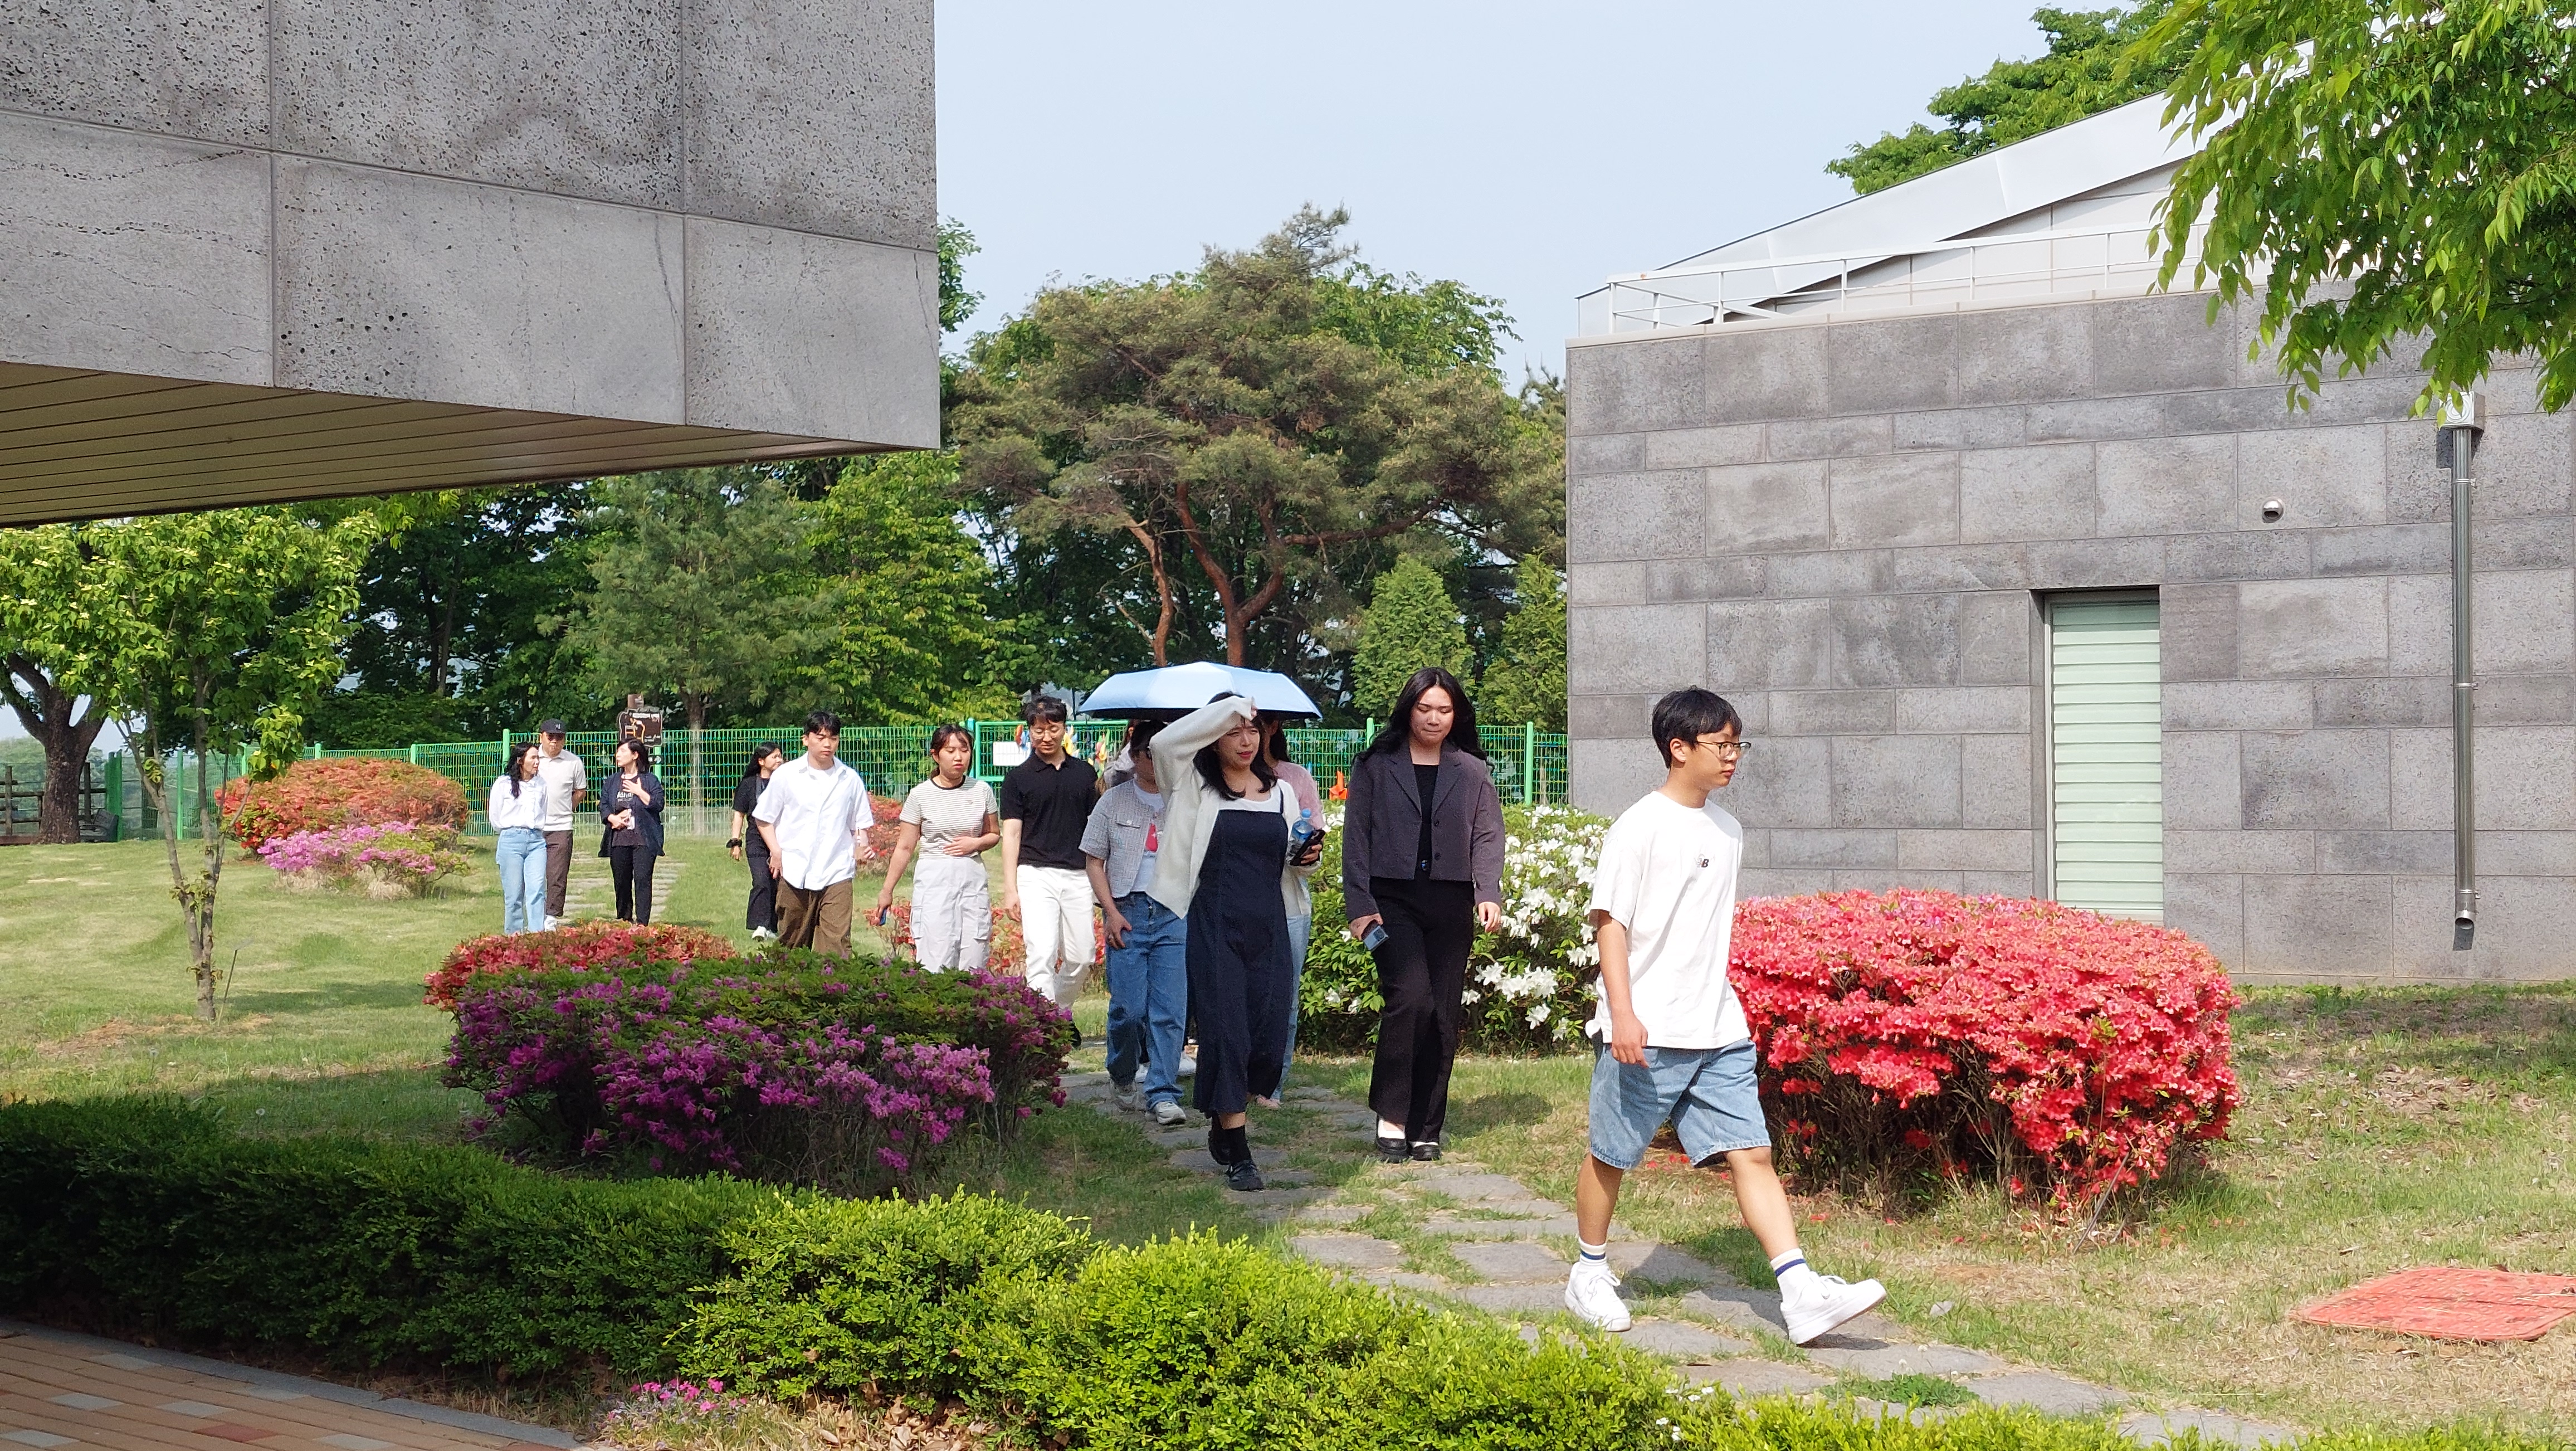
<box><xmin>495</xmin><ymin>827</ymin><xmax>548</xmax><ymax>934</ymax></box>
<box><xmin>1105</xmin><ymin>893</ymin><xmax>1189</xmax><ymax>1107</ymax></box>
<box><xmin>1282</xmin><ymin>912</ymin><xmax>1312</xmax><ymax>1072</ymax></box>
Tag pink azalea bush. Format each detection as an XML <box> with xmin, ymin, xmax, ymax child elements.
<box><xmin>1732</xmin><ymin>889</ymin><xmax>2241</xmax><ymax>1212</ymax></box>
<box><xmin>256</xmin><ymin>821</ymin><xmax>467</xmax><ymax>897</ymax></box>
<box><xmin>442</xmin><ymin>948</ymin><xmax>1074</xmax><ymax>1196</ymax></box>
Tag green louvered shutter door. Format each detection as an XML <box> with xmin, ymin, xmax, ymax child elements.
<box><xmin>2048</xmin><ymin>595</ymin><xmax>2163</xmax><ymax>922</ymax></box>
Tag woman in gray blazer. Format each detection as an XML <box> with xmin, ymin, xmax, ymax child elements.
<box><xmin>1342</xmin><ymin>666</ymin><xmax>1505</xmax><ymax>1161</ymax></box>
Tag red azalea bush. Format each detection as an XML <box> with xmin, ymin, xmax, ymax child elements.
<box><xmin>442</xmin><ymin>950</ymin><xmax>1073</xmax><ymax>1195</ymax></box>
<box><xmin>223</xmin><ymin>757</ymin><xmax>469</xmax><ymax>853</ymax></box>
<box><xmin>426</xmin><ymin>920</ymin><xmax>737</xmax><ymax>1009</ymax></box>
<box><xmin>1731</xmin><ymin>890</ymin><xmax>2240</xmax><ymax>1211</ymax></box>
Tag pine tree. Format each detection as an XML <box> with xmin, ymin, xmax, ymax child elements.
<box><xmin>1477</xmin><ymin>556</ymin><xmax>1567</xmax><ymax>730</ymax></box>
<box><xmin>1353</xmin><ymin>556</ymin><xmax>1467</xmax><ymax>717</ymax></box>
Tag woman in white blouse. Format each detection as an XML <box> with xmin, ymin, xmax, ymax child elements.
<box><xmin>488</xmin><ymin>741</ymin><xmax>549</xmax><ymax>933</ymax></box>
<box><xmin>1148</xmin><ymin>694</ymin><xmax>1326</xmax><ymax>1191</ymax></box>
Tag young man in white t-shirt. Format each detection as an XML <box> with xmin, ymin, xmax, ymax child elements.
<box><xmin>1564</xmin><ymin>688</ymin><xmax>1886</xmax><ymax>1346</ymax></box>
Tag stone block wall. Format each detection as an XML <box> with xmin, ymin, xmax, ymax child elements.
<box><xmin>0</xmin><ymin>0</ymin><xmax>938</xmax><ymax>449</ymax></box>
<box><xmin>1565</xmin><ymin>291</ymin><xmax>2576</xmax><ymax>981</ymax></box>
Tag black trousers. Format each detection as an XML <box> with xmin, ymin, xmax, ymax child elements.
<box><xmin>1366</xmin><ymin>876</ymin><xmax>1475</xmax><ymax>1142</ymax></box>
<box><xmin>609</xmin><ymin>845</ymin><xmax>657</xmax><ymax>924</ymax></box>
<box><xmin>745</xmin><ymin>846</ymin><xmax>777</xmax><ymax>932</ymax></box>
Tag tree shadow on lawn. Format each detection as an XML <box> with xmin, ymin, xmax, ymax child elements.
<box><xmin>2235</xmin><ymin>981</ymin><xmax>2576</xmax><ymax>1090</ymax></box>
<box><xmin>191</xmin><ymin>1064</ymin><xmax>478</xmax><ymax>1142</ymax></box>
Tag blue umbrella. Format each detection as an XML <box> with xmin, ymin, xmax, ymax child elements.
<box><xmin>1082</xmin><ymin>661</ymin><xmax>1323</xmax><ymax>718</ymax></box>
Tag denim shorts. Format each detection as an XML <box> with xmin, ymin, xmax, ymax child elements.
<box><xmin>1586</xmin><ymin>1040</ymin><xmax>1771</xmax><ymax>1171</ymax></box>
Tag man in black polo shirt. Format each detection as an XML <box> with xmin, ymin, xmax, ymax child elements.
<box><xmin>1001</xmin><ymin>695</ymin><xmax>1102</xmax><ymax>1008</ymax></box>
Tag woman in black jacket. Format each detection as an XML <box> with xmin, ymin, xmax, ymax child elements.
<box><xmin>598</xmin><ymin>737</ymin><xmax>667</xmax><ymax>924</ymax></box>
<box><xmin>1342</xmin><ymin>667</ymin><xmax>1505</xmax><ymax>1162</ymax></box>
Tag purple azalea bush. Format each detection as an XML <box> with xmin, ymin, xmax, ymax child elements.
<box><xmin>442</xmin><ymin>951</ymin><xmax>1074</xmax><ymax>1197</ymax></box>
<box><xmin>256</xmin><ymin>820</ymin><xmax>466</xmax><ymax>895</ymax></box>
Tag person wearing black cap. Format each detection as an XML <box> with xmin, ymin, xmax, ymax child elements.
<box><xmin>534</xmin><ymin>719</ymin><xmax>587</xmax><ymax>928</ymax></box>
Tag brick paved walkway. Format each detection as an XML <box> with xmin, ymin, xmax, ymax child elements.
<box><xmin>0</xmin><ymin>1323</ymin><xmax>576</xmax><ymax>1451</ymax></box>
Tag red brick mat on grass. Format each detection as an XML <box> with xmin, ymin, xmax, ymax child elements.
<box><xmin>2298</xmin><ymin>1267</ymin><xmax>2576</xmax><ymax>1341</ymax></box>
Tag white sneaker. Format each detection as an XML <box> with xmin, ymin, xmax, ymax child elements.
<box><xmin>1176</xmin><ymin>1053</ymin><xmax>1197</xmax><ymax>1079</ymax></box>
<box><xmin>1153</xmin><ymin>1100</ymin><xmax>1187</xmax><ymax>1127</ymax></box>
<box><xmin>1564</xmin><ymin>1258</ymin><xmax>1631</xmax><ymax>1332</ymax></box>
<box><xmin>543</xmin><ymin>915</ymin><xmax>560</xmax><ymax>931</ymax></box>
<box><xmin>1113</xmin><ymin>1084</ymin><xmax>1143</xmax><ymax>1112</ymax></box>
<box><xmin>1782</xmin><ymin>1274</ymin><xmax>1886</xmax><ymax>1345</ymax></box>
<box><xmin>750</xmin><ymin>927</ymin><xmax>775</xmax><ymax>942</ymax></box>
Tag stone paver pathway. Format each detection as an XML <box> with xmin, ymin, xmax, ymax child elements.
<box><xmin>1058</xmin><ymin>1069</ymin><xmax>2299</xmax><ymax>1447</ymax></box>
<box><xmin>0</xmin><ymin>1319</ymin><xmax>574</xmax><ymax>1451</ymax></box>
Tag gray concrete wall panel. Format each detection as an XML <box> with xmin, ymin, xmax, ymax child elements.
<box><xmin>274</xmin><ymin>161</ymin><xmax>686</xmax><ymax>421</ymax></box>
<box><xmin>1567</xmin><ymin>288</ymin><xmax>2576</xmax><ymax>980</ymax></box>
<box><xmin>1570</xmin><ymin>469</ymin><xmax>1707</xmax><ymax>561</ymax></box>
<box><xmin>683</xmin><ymin>217</ymin><xmax>939</xmax><ymax>446</ymax></box>
<box><xmin>0</xmin><ymin>116</ymin><xmax>271</xmax><ymax>383</ymax></box>
<box><xmin>272</xmin><ymin>0</ymin><xmax>683</xmax><ymax>209</ymax></box>
<box><xmin>682</xmin><ymin>0</ymin><xmax>935</xmax><ymax>249</ymax></box>
<box><xmin>0</xmin><ymin>0</ymin><xmax>268</xmax><ymax>145</ymax></box>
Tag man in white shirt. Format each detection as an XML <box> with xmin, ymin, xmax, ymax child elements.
<box><xmin>754</xmin><ymin>710</ymin><xmax>877</xmax><ymax>956</ymax></box>
<box><xmin>1562</xmin><ymin>688</ymin><xmax>1888</xmax><ymax>1347</ymax></box>
<box><xmin>533</xmin><ymin>719</ymin><xmax>587</xmax><ymax>929</ymax></box>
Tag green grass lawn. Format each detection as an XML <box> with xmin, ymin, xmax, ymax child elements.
<box><xmin>1302</xmin><ymin>987</ymin><xmax>2576</xmax><ymax>1434</ymax></box>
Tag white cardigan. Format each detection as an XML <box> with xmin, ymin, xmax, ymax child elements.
<box><xmin>1145</xmin><ymin>697</ymin><xmax>1315</xmax><ymax>920</ymax></box>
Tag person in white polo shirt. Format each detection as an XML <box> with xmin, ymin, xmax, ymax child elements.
<box><xmin>533</xmin><ymin>719</ymin><xmax>587</xmax><ymax>929</ymax></box>
<box><xmin>754</xmin><ymin>710</ymin><xmax>877</xmax><ymax>956</ymax></box>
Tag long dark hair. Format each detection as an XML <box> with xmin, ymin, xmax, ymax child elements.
<box><xmin>740</xmin><ymin>743</ymin><xmax>783</xmax><ymax>781</ymax></box>
<box><xmin>1195</xmin><ymin>693</ymin><xmax>1278</xmax><ymax>801</ymax></box>
<box><xmin>1364</xmin><ymin>667</ymin><xmax>1485</xmax><ymax>760</ymax></box>
<box><xmin>500</xmin><ymin>740</ymin><xmax>540</xmax><ymax>796</ymax></box>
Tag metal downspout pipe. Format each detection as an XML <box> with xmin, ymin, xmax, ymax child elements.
<box><xmin>2438</xmin><ymin>393</ymin><xmax>2486</xmax><ymax>940</ymax></box>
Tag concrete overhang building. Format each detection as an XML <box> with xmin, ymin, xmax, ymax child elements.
<box><xmin>1567</xmin><ymin>96</ymin><xmax>2576</xmax><ymax>981</ymax></box>
<box><xmin>0</xmin><ymin>0</ymin><xmax>939</xmax><ymax>525</ymax></box>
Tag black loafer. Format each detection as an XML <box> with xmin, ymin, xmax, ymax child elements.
<box><xmin>1375</xmin><ymin>1135</ymin><xmax>1409</xmax><ymax>1162</ymax></box>
<box><xmin>1224</xmin><ymin>1159</ymin><xmax>1266</xmax><ymax>1192</ymax></box>
<box><xmin>1410</xmin><ymin>1141</ymin><xmax>1442</xmax><ymax>1162</ymax></box>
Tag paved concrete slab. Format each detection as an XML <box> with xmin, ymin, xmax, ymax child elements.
<box><xmin>1357</xmin><ymin>1270</ymin><xmax>1450</xmax><ymax>1294</ymax></box>
<box><xmin>1411</xmin><ymin>1172</ymin><xmax>1536</xmax><ymax>1201</ymax></box>
<box><xmin>1701</xmin><ymin>1361</ymin><xmax>1832</xmax><ymax>1395</ymax></box>
<box><xmin>1450</xmin><ymin>1283</ymin><xmax>1575</xmax><ymax>1314</ymax></box>
<box><xmin>1676</xmin><ymin>1286</ymin><xmax>1789</xmax><ymax>1338</ymax></box>
<box><xmin>1291</xmin><ymin>1203</ymin><xmax>1369</xmax><ymax>1226</ymax></box>
<box><xmin>1452</xmin><ymin>1240</ymin><xmax>1567</xmax><ymax>1283</ymax></box>
<box><xmin>1616</xmin><ymin>1319</ymin><xmax>1755</xmax><ymax>1360</ymax></box>
<box><xmin>0</xmin><ymin>1321</ymin><xmax>573</xmax><ymax>1449</ymax></box>
<box><xmin>1968</xmin><ymin>1372</ymin><xmax>2126</xmax><ymax>1415</ymax></box>
<box><xmin>2121</xmin><ymin>1410</ymin><xmax>2299</xmax><ymax>1447</ymax></box>
<box><xmin>1803</xmin><ymin>1338</ymin><xmax>2001</xmax><ymax>1377</ymax></box>
<box><xmin>1419</xmin><ymin>1214</ymin><xmax>1575</xmax><ymax>1240</ymax></box>
<box><xmin>1606</xmin><ymin>1243</ymin><xmax>1726</xmax><ymax>1288</ymax></box>
<box><xmin>1288</xmin><ymin>1235</ymin><xmax>1404</xmax><ymax>1270</ymax></box>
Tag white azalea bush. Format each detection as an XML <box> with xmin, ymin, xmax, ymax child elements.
<box><xmin>1300</xmin><ymin>803</ymin><xmax>1610</xmax><ymax>1053</ymax></box>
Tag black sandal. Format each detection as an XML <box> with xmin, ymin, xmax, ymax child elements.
<box><xmin>1375</xmin><ymin>1135</ymin><xmax>1409</xmax><ymax>1162</ymax></box>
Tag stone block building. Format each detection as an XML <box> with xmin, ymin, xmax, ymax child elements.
<box><xmin>1566</xmin><ymin>97</ymin><xmax>2576</xmax><ymax>981</ymax></box>
<box><xmin>0</xmin><ymin>0</ymin><xmax>938</xmax><ymax>523</ymax></box>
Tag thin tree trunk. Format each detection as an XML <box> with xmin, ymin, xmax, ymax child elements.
<box><xmin>1118</xmin><ymin>519</ymin><xmax>1176</xmax><ymax>665</ymax></box>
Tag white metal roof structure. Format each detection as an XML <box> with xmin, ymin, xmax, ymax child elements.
<box><xmin>1574</xmin><ymin>94</ymin><xmax>2207</xmax><ymax>338</ymax></box>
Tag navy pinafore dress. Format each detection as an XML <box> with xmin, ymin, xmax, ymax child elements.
<box><xmin>1186</xmin><ymin>798</ymin><xmax>1295</xmax><ymax>1116</ymax></box>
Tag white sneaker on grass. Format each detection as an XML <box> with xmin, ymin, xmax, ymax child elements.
<box><xmin>1564</xmin><ymin>1258</ymin><xmax>1631</xmax><ymax>1332</ymax></box>
<box><xmin>1113</xmin><ymin>1084</ymin><xmax>1143</xmax><ymax>1112</ymax></box>
<box><xmin>1782</xmin><ymin>1273</ymin><xmax>1886</xmax><ymax>1345</ymax></box>
<box><xmin>1153</xmin><ymin>1100</ymin><xmax>1187</xmax><ymax>1127</ymax></box>
<box><xmin>1176</xmin><ymin>1053</ymin><xmax>1197</xmax><ymax>1079</ymax></box>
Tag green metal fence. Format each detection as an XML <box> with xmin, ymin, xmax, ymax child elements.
<box><xmin>103</xmin><ymin>720</ymin><xmax>1568</xmax><ymax>839</ymax></box>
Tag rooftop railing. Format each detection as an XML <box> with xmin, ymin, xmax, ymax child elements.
<box><xmin>1596</xmin><ymin>219</ymin><xmax>2209</xmax><ymax>333</ymax></box>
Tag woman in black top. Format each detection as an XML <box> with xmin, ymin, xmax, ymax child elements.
<box><xmin>729</xmin><ymin>743</ymin><xmax>786</xmax><ymax>938</ymax></box>
<box><xmin>1341</xmin><ymin>668</ymin><xmax>1505</xmax><ymax>1162</ymax></box>
<box><xmin>598</xmin><ymin>737</ymin><xmax>667</xmax><ymax>924</ymax></box>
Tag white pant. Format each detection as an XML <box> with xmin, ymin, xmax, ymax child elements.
<box><xmin>1016</xmin><ymin>864</ymin><xmax>1095</xmax><ymax>1006</ymax></box>
<box><xmin>910</xmin><ymin>851</ymin><xmax>991</xmax><ymax>972</ymax></box>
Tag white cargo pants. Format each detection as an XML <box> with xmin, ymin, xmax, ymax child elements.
<box><xmin>910</xmin><ymin>851</ymin><xmax>991</xmax><ymax>972</ymax></box>
<box><xmin>1016</xmin><ymin>864</ymin><xmax>1096</xmax><ymax>1006</ymax></box>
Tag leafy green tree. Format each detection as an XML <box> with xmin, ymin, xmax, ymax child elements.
<box><xmin>1476</xmin><ymin>556</ymin><xmax>1568</xmax><ymax>731</ymax></box>
<box><xmin>69</xmin><ymin>510</ymin><xmax>375</xmax><ymax>1018</ymax></box>
<box><xmin>951</xmin><ymin>206</ymin><xmax>1560</xmax><ymax>685</ymax></box>
<box><xmin>1828</xmin><ymin>3</ymin><xmax>2195</xmax><ymax>193</ymax></box>
<box><xmin>938</xmin><ymin>218</ymin><xmax>984</xmax><ymax>335</ymax></box>
<box><xmin>310</xmin><ymin>483</ymin><xmax>599</xmax><ymax>746</ymax></box>
<box><xmin>0</xmin><ymin>528</ymin><xmax>118</xmax><ymax>843</ymax></box>
<box><xmin>802</xmin><ymin>452</ymin><xmax>1028</xmax><ymax>723</ymax></box>
<box><xmin>549</xmin><ymin>470</ymin><xmax>827</xmax><ymax>734</ymax></box>
<box><xmin>1353</xmin><ymin>557</ymin><xmax>1468</xmax><ymax>717</ymax></box>
<box><xmin>2151</xmin><ymin>0</ymin><xmax>2576</xmax><ymax>412</ymax></box>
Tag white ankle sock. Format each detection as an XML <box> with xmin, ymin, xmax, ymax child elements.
<box><xmin>1379</xmin><ymin>1117</ymin><xmax>1406</xmax><ymax>1138</ymax></box>
<box><xmin>1577</xmin><ymin>1238</ymin><xmax>1610</xmax><ymax>1264</ymax></box>
<box><xmin>1770</xmin><ymin>1247</ymin><xmax>1818</xmax><ymax>1297</ymax></box>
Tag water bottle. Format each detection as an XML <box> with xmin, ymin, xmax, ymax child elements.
<box><xmin>1286</xmin><ymin>805</ymin><xmax>1318</xmax><ymax>863</ymax></box>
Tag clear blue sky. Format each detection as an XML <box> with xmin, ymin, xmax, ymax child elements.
<box><xmin>936</xmin><ymin>1</ymin><xmax>2055</xmax><ymax>378</ymax></box>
